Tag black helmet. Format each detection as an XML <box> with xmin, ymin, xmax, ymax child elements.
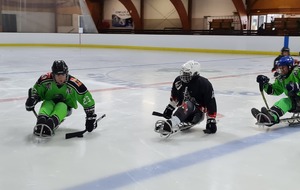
<box><xmin>281</xmin><ymin>47</ymin><xmax>290</xmax><ymax>54</ymax></box>
<box><xmin>52</xmin><ymin>60</ymin><xmax>68</xmax><ymax>75</ymax></box>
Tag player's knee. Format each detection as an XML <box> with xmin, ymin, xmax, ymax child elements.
<box><xmin>191</xmin><ymin>111</ymin><xmax>204</xmax><ymax>124</ymax></box>
<box><xmin>55</xmin><ymin>102</ymin><xmax>68</xmax><ymax>110</ymax></box>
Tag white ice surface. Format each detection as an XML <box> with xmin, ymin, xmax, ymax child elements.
<box><xmin>0</xmin><ymin>47</ymin><xmax>299</xmax><ymax>190</ymax></box>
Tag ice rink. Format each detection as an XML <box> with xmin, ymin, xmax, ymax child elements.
<box><xmin>1</xmin><ymin>47</ymin><xmax>300</xmax><ymax>190</ymax></box>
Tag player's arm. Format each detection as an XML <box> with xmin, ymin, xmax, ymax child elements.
<box><xmin>203</xmin><ymin>81</ymin><xmax>217</xmax><ymax>119</ymax></box>
<box><xmin>80</xmin><ymin>91</ymin><xmax>97</xmax><ymax>133</ymax></box>
<box><xmin>257</xmin><ymin>75</ymin><xmax>283</xmax><ymax>96</ymax></box>
<box><xmin>163</xmin><ymin>77</ymin><xmax>182</xmax><ymax>119</ymax></box>
<box><xmin>69</xmin><ymin>76</ymin><xmax>97</xmax><ymax>132</ymax></box>
<box><xmin>202</xmin><ymin>80</ymin><xmax>217</xmax><ymax>134</ymax></box>
<box><xmin>262</xmin><ymin>79</ymin><xmax>286</xmax><ymax>96</ymax></box>
<box><xmin>25</xmin><ymin>73</ymin><xmax>51</xmax><ymax>111</ymax></box>
<box><xmin>32</xmin><ymin>73</ymin><xmax>53</xmax><ymax>100</ymax></box>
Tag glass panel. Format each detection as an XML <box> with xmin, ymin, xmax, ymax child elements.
<box><xmin>1</xmin><ymin>0</ymin><xmax>97</xmax><ymax>33</ymax></box>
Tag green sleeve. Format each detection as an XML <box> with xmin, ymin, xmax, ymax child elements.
<box><xmin>32</xmin><ymin>73</ymin><xmax>53</xmax><ymax>100</ymax></box>
<box><xmin>264</xmin><ymin>67</ymin><xmax>300</xmax><ymax>96</ymax></box>
<box><xmin>68</xmin><ymin>75</ymin><xmax>95</xmax><ymax>110</ymax></box>
<box><xmin>77</xmin><ymin>90</ymin><xmax>95</xmax><ymax>109</ymax></box>
<box><xmin>269</xmin><ymin>79</ymin><xmax>284</xmax><ymax>96</ymax></box>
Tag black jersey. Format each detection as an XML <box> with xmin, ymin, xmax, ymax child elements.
<box><xmin>170</xmin><ymin>75</ymin><xmax>217</xmax><ymax>118</ymax></box>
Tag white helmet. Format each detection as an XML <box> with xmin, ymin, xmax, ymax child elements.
<box><xmin>180</xmin><ymin>60</ymin><xmax>201</xmax><ymax>83</ymax></box>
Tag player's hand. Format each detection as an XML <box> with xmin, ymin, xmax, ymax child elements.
<box><xmin>256</xmin><ymin>75</ymin><xmax>269</xmax><ymax>85</ymax></box>
<box><xmin>163</xmin><ymin>104</ymin><xmax>175</xmax><ymax>119</ymax></box>
<box><xmin>203</xmin><ymin>118</ymin><xmax>217</xmax><ymax>134</ymax></box>
<box><xmin>25</xmin><ymin>96</ymin><xmax>39</xmax><ymax>111</ymax></box>
<box><xmin>85</xmin><ymin>114</ymin><xmax>97</xmax><ymax>132</ymax></box>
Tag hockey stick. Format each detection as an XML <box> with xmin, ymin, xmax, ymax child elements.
<box><xmin>152</xmin><ymin>111</ymin><xmax>168</xmax><ymax>119</ymax></box>
<box><xmin>259</xmin><ymin>83</ymin><xmax>269</xmax><ymax>109</ymax></box>
<box><xmin>32</xmin><ymin>109</ymin><xmax>38</xmax><ymax>118</ymax></box>
<box><xmin>65</xmin><ymin>114</ymin><xmax>106</xmax><ymax>139</ymax></box>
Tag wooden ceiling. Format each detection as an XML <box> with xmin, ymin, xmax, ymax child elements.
<box><xmin>2</xmin><ymin>0</ymin><xmax>300</xmax><ymax>15</ymax></box>
<box><xmin>247</xmin><ymin>0</ymin><xmax>300</xmax><ymax>14</ymax></box>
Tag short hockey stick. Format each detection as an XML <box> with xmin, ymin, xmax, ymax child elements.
<box><xmin>32</xmin><ymin>109</ymin><xmax>38</xmax><ymax>118</ymax></box>
<box><xmin>259</xmin><ymin>83</ymin><xmax>269</xmax><ymax>109</ymax></box>
<box><xmin>65</xmin><ymin>114</ymin><xmax>106</xmax><ymax>139</ymax></box>
<box><xmin>152</xmin><ymin>111</ymin><xmax>168</xmax><ymax>119</ymax></box>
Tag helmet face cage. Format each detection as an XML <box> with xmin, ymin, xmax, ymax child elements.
<box><xmin>180</xmin><ymin>70</ymin><xmax>192</xmax><ymax>83</ymax></box>
<box><xmin>52</xmin><ymin>60</ymin><xmax>69</xmax><ymax>85</ymax></box>
<box><xmin>179</xmin><ymin>60</ymin><xmax>200</xmax><ymax>83</ymax></box>
<box><xmin>277</xmin><ymin>56</ymin><xmax>294</xmax><ymax>76</ymax></box>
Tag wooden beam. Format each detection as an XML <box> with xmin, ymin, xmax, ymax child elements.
<box><xmin>232</xmin><ymin>0</ymin><xmax>248</xmax><ymax>30</ymax></box>
<box><xmin>187</xmin><ymin>0</ymin><xmax>192</xmax><ymax>27</ymax></box>
<box><xmin>140</xmin><ymin>0</ymin><xmax>144</xmax><ymax>29</ymax></box>
<box><xmin>119</xmin><ymin>0</ymin><xmax>142</xmax><ymax>30</ymax></box>
<box><xmin>170</xmin><ymin>0</ymin><xmax>190</xmax><ymax>31</ymax></box>
<box><xmin>86</xmin><ymin>0</ymin><xmax>104</xmax><ymax>32</ymax></box>
<box><xmin>248</xmin><ymin>0</ymin><xmax>259</xmax><ymax>10</ymax></box>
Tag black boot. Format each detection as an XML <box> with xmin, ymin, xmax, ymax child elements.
<box><xmin>261</xmin><ymin>106</ymin><xmax>283</xmax><ymax>124</ymax></box>
<box><xmin>43</xmin><ymin>115</ymin><xmax>60</xmax><ymax>136</ymax></box>
<box><xmin>34</xmin><ymin>115</ymin><xmax>49</xmax><ymax>136</ymax></box>
<box><xmin>251</xmin><ymin>108</ymin><xmax>260</xmax><ymax>119</ymax></box>
<box><xmin>36</xmin><ymin>115</ymin><xmax>48</xmax><ymax>125</ymax></box>
<box><xmin>251</xmin><ymin>107</ymin><xmax>276</xmax><ymax>126</ymax></box>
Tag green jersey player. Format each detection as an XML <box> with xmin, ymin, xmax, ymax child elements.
<box><xmin>252</xmin><ymin>56</ymin><xmax>299</xmax><ymax>126</ymax></box>
<box><xmin>25</xmin><ymin>60</ymin><xmax>97</xmax><ymax>137</ymax></box>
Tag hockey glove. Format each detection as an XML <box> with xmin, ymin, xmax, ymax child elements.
<box><xmin>286</xmin><ymin>82</ymin><xmax>300</xmax><ymax>94</ymax></box>
<box><xmin>163</xmin><ymin>104</ymin><xmax>175</xmax><ymax>119</ymax></box>
<box><xmin>203</xmin><ymin>118</ymin><xmax>217</xmax><ymax>134</ymax></box>
<box><xmin>256</xmin><ymin>75</ymin><xmax>270</xmax><ymax>85</ymax></box>
<box><xmin>52</xmin><ymin>94</ymin><xmax>65</xmax><ymax>104</ymax></box>
<box><xmin>25</xmin><ymin>95</ymin><xmax>39</xmax><ymax>111</ymax></box>
<box><xmin>85</xmin><ymin>113</ymin><xmax>97</xmax><ymax>132</ymax></box>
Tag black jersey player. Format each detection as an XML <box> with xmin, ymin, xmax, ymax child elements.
<box><xmin>272</xmin><ymin>47</ymin><xmax>290</xmax><ymax>76</ymax></box>
<box><xmin>154</xmin><ymin>60</ymin><xmax>217</xmax><ymax>137</ymax></box>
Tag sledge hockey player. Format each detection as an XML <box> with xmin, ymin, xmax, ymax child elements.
<box><xmin>271</xmin><ymin>47</ymin><xmax>290</xmax><ymax>77</ymax></box>
<box><xmin>154</xmin><ymin>60</ymin><xmax>217</xmax><ymax>137</ymax></box>
<box><xmin>252</xmin><ymin>56</ymin><xmax>300</xmax><ymax>126</ymax></box>
<box><xmin>25</xmin><ymin>60</ymin><xmax>97</xmax><ymax>137</ymax></box>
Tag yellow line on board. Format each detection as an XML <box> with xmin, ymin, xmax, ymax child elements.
<box><xmin>0</xmin><ymin>43</ymin><xmax>296</xmax><ymax>56</ymax></box>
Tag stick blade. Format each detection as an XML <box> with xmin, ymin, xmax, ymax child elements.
<box><xmin>152</xmin><ymin>111</ymin><xmax>164</xmax><ymax>117</ymax></box>
<box><xmin>65</xmin><ymin>113</ymin><xmax>106</xmax><ymax>140</ymax></box>
<box><xmin>65</xmin><ymin>131</ymin><xmax>85</xmax><ymax>139</ymax></box>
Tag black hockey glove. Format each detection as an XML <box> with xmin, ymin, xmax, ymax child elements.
<box><xmin>203</xmin><ymin>118</ymin><xmax>217</xmax><ymax>134</ymax></box>
<box><xmin>256</xmin><ymin>75</ymin><xmax>270</xmax><ymax>85</ymax></box>
<box><xmin>25</xmin><ymin>95</ymin><xmax>39</xmax><ymax>111</ymax></box>
<box><xmin>85</xmin><ymin>113</ymin><xmax>97</xmax><ymax>132</ymax></box>
<box><xmin>52</xmin><ymin>94</ymin><xmax>65</xmax><ymax>104</ymax></box>
<box><xmin>286</xmin><ymin>82</ymin><xmax>300</xmax><ymax>95</ymax></box>
<box><xmin>163</xmin><ymin>104</ymin><xmax>175</xmax><ymax>119</ymax></box>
